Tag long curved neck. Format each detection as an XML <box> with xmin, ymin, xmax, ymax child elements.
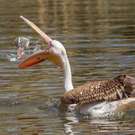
<box><xmin>63</xmin><ymin>55</ymin><xmax>74</xmax><ymax>92</ymax></box>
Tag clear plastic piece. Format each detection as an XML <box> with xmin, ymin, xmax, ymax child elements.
<box><xmin>15</xmin><ymin>36</ymin><xmax>30</xmax><ymax>49</ymax></box>
<box><xmin>7</xmin><ymin>37</ymin><xmax>41</xmax><ymax>62</ymax></box>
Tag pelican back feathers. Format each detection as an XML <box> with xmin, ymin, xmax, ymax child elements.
<box><xmin>61</xmin><ymin>75</ymin><xmax>135</xmax><ymax>105</ymax></box>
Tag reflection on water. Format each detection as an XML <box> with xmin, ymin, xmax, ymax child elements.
<box><xmin>63</xmin><ymin>112</ymin><xmax>135</xmax><ymax>135</ymax></box>
<box><xmin>0</xmin><ymin>0</ymin><xmax>135</xmax><ymax>134</ymax></box>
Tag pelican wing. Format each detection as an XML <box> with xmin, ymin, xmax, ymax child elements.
<box><xmin>61</xmin><ymin>75</ymin><xmax>135</xmax><ymax>105</ymax></box>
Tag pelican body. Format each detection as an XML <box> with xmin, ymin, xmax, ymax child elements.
<box><xmin>18</xmin><ymin>16</ymin><xmax>135</xmax><ymax>117</ymax></box>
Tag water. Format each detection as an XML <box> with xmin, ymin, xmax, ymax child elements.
<box><xmin>0</xmin><ymin>0</ymin><xmax>135</xmax><ymax>134</ymax></box>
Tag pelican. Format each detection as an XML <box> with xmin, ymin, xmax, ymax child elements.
<box><xmin>18</xmin><ymin>16</ymin><xmax>135</xmax><ymax>117</ymax></box>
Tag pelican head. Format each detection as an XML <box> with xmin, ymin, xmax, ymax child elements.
<box><xmin>45</xmin><ymin>39</ymin><xmax>67</xmax><ymax>68</ymax></box>
<box><xmin>18</xmin><ymin>16</ymin><xmax>67</xmax><ymax>69</ymax></box>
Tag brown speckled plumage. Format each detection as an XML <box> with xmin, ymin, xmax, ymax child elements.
<box><xmin>61</xmin><ymin>75</ymin><xmax>135</xmax><ymax>105</ymax></box>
